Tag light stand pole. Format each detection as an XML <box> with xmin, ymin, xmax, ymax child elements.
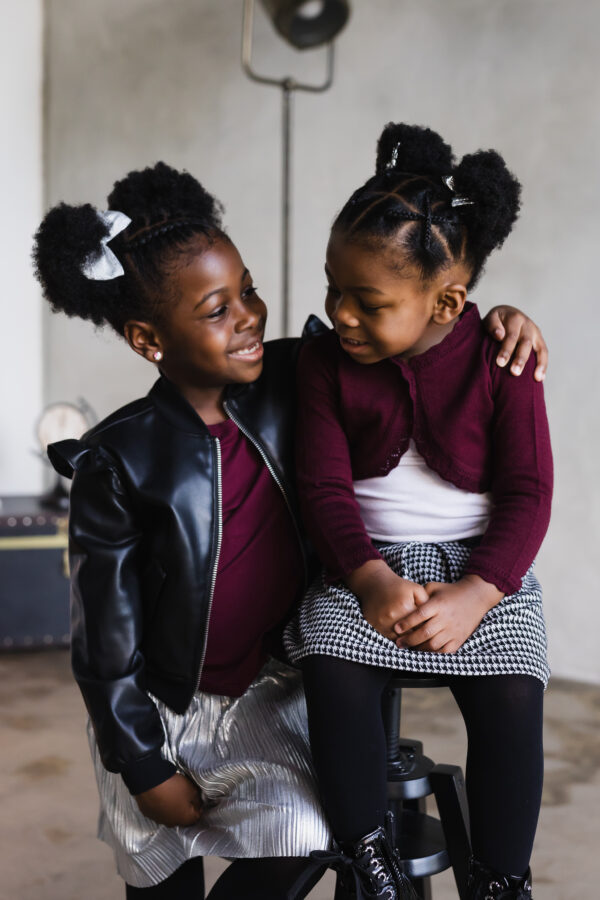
<box><xmin>241</xmin><ymin>0</ymin><xmax>338</xmax><ymax>337</ymax></box>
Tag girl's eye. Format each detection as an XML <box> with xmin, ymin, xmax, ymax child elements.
<box><xmin>326</xmin><ymin>285</ymin><xmax>341</xmax><ymax>297</ymax></box>
<box><xmin>359</xmin><ymin>299</ymin><xmax>383</xmax><ymax>313</ymax></box>
<box><xmin>242</xmin><ymin>285</ymin><xmax>257</xmax><ymax>299</ymax></box>
<box><xmin>207</xmin><ymin>306</ymin><xmax>227</xmax><ymax>319</ymax></box>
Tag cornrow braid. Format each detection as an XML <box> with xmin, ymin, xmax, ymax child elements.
<box><xmin>382</xmin><ymin>203</ymin><xmax>450</xmax><ymax>250</ymax></box>
<box><xmin>125</xmin><ymin>218</ymin><xmax>213</xmax><ymax>248</ymax></box>
<box><xmin>422</xmin><ymin>194</ymin><xmax>432</xmax><ymax>252</ymax></box>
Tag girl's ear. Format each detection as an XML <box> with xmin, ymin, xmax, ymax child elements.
<box><xmin>432</xmin><ymin>283</ymin><xmax>467</xmax><ymax>325</ymax></box>
<box><xmin>124</xmin><ymin>320</ymin><xmax>163</xmax><ymax>363</ymax></box>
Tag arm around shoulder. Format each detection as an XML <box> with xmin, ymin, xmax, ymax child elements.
<box><xmin>483</xmin><ymin>305</ymin><xmax>548</xmax><ymax>382</ymax></box>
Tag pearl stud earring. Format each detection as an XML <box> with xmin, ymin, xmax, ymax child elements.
<box><xmin>153</xmin><ymin>350</ymin><xmax>163</xmax><ymax>362</ymax></box>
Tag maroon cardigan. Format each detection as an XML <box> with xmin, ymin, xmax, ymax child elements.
<box><xmin>296</xmin><ymin>302</ymin><xmax>553</xmax><ymax>595</ymax></box>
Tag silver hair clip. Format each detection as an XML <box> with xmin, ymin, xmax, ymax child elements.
<box><xmin>386</xmin><ymin>142</ymin><xmax>401</xmax><ymax>170</ymax></box>
<box><xmin>81</xmin><ymin>210</ymin><xmax>132</xmax><ymax>280</ymax></box>
<box><xmin>441</xmin><ymin>174</ymin><xmax>474</xmax><ymax>208</ymax></box>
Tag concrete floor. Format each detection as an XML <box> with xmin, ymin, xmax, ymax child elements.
<box><xmin>0</xmin><ymin>651</ymin><xmax>598</xmax><ymax>900</ymax></box>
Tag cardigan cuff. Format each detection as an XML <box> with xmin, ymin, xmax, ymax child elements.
<box><xmin>121</xmin><ymin>752</ymin><xmax>178</xmax><ymax>796</ymax></box>
<box><xmin>463</xmin><ymin>562</ymin><xmax>523</xmax><ymax>597</ymax></box>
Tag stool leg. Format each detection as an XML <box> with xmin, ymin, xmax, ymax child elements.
<box><xmin>429</xmin><ymin>764</ymin><xmax>471</xmax><ymax>900</ymax></box>
<box><xmin>398</xmin><ymin>795</ymin><xmax>431</xmax><ymax>900</ymax></box>
<box><xmin>410</xmin><ymin>877</ymin><xmax>432</xmax><ymax>900</ymax></box>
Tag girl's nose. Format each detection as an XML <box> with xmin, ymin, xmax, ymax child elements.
<box><xmin>235</xmin><ymin>296</ymin><xmax>264</xmax><ymax>330</ymax></box>
<box><xmin>333</xmin><ymin>296</ymin><xmax>360</xmax><ymax>329</ymax></box>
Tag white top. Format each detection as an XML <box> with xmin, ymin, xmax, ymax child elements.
<box><xmin>353</xmin><ymin>440</ymin><xmax>492</xmax><ymax>543</ymax></box>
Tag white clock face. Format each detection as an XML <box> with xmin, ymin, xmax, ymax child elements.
<box><xmin>37</xmin><ymin>403</ymin><xmax>90</xmax><ymax>451</ymax></box>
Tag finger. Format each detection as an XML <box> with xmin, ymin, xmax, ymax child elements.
<box><xmin>414</xmin><ymin>585</ymin><xmax>430</xmax><ymax>604</ymax></box>
<box><xmin>533</xmin><ymin>339</ymin><xmax>548</xmax><ymax>383</ymax></box>
<box><xmin>484</xmin><ymin>309</ymin><xmax>505</xmax><ymax>341</ymax></box>
<box><xmin>402</xmin><ymin>630</ymin><xmax>447</xmax><ymax>652</ymax></box>
<box><xmin>508</xmin><ymin>338</ymin><xmax>533</xmax><ymax>376</ymax></box>
<box><xmin>495</xmin><ymin>325</ymin><xmax>522</xmax><ymax>369</ymax></box>
<box><xmin>394</xmin><ymin>601</ymin><xmax>436</xmax><ymax>634</ymax></box>
<box><xmin>172</xmin><ymin>809</ymin><xmax>202</xmax><ymax>827</ymax></box>
<box><xmin>397</xmin><ymin>620</ymin><xmax>443</xmax><ymax>649</ymax></box>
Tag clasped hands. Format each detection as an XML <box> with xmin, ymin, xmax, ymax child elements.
<box><xmin>347</xmin><ymin>560</ymin><xmax>503</xmax><ymax>655</ymax></box>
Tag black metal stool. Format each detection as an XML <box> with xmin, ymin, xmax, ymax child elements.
<box><xmin>383</xmin><ymin>673</ymin><xmax>471</xmax><ymax>899</ymax></box>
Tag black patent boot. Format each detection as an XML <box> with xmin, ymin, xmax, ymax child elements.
<box><xmin>312</xmin><ymin>813</ymin><xmax>419</xmax><ymax>900</ymax></box>
<box><xmin>467</xmin><ymin>857</ymin><xmax>533</xmax><ymax>899</ymax></box>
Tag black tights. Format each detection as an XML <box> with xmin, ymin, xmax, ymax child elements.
<box><xmin>125</xmin><ymin>858</ymin><xmax>205</xmax><ymax>899</ymax></box>
<box><xmin>302</xmin><ymin>655</ymin><xmax>544</xmax><ymax>876</ymax></box>
<box><xmin>125</xmin><ymin>856</ymin><xmax>325</xmax><ymax>899</ymax></box>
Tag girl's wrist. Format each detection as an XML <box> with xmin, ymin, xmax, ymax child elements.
<box><xmin>460</xmin><ymin>573</ymin><xmax>504</xmax><ymax>613</ymax></box>
<box><xmin>345</xmin><ymin>559</ymin><xmax>391</xmax><ymax>596</ymax></box>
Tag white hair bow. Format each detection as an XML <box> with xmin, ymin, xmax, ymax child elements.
<box><xmin>81</xmin><ymin>210</ymin><xmax>132</xmax><ymax>280</ymax></box>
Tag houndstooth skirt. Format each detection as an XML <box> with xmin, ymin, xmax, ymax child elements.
<box><xmin>89</xmin><ymin>658</ymin><xmax>331</xmax><ymax>887</ymax></box>
<box><xmin>283</xmin><ymin>541</ymin><xmax>549</xmax><ymax>687</ymax></box>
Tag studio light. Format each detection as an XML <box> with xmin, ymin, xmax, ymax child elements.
<box><xmin>241</xmin><ymin>0</ymin><xmax>351</xmax><ymax>335</ymax></box>
<box><xmin>259</xmin><ymin>0</ymin><xmax>350</xmax><ymax>49</ymax></box>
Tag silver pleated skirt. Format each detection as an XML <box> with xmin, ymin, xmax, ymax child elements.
<box><xmin>89</xmin><ymin>659</ymin><xmax>331</xmax><ymax>887</ymax></box>
<box><xmin>284</xmin><ymin>541</ymin><xmax>550</xmax><ymax>686</ymax></box>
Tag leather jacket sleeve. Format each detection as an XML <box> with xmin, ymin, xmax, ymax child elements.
<box><xmin>51</xmin><ymin>440</ymin><xmax>177</xmax><ymax>795</ymax></box>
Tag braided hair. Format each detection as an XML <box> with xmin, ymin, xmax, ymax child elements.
<box><xmin>333</xmin><ymin>123</ymin><xmax>521</xmax><ymax>288</ymax></box>
<box><xmin>33</xmin><ymin>162</ymin><xmax>226</xmax><ymax>336</ymax></box>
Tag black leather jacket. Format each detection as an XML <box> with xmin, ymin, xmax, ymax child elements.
<box><xmin>48</xmin><ymin>334</ymin><xmax>313</xmax><ymax>794</ymax></box>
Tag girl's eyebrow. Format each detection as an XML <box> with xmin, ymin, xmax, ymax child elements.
<box><xmin>197</xmin><ymin>269</ymin><xmax>250</xmax><ymax>307</ymax></box>
<box><xmin>348</xmin><ymin>285</ymin><xmax>385</xmax><ymax>294</ymax></box>
<box><xmin>324</xmin><ymin>265</ymin><xmax>384</xmax><ymax>295</ymax></box>
<box><xmin>325</xmin><ymin>266</ymin><xmax>385</xmax><ymax>295</ymax></box>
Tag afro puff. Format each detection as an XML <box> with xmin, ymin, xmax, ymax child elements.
<box><xmin>32</xmin><ymin>202</ymin><xmax>123</xmax><ymax>327</ymax></box>
<box><xmin>453</xmin><ymin>150</ymin><xmax>521</xmax><ymax>259</ymax></box>
<box><xmin>375</xmin><ymin>122</ymin><xmax>454</xmax><ymax>177</ymax></box>
<box><xmin>32</xmin><ymin>163</ymin><xmax>226</xmax><ymax>335</ymax></box>
<box><xmin>108</xmin><ymin>161</ymin><xmax>224</xmax><ymax>236</ymax></box>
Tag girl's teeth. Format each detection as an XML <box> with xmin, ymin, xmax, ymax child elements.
<box><xmin>235</xmin><ymin>342</ymin><xmax>259</xmax><ymax>355</ymax></box>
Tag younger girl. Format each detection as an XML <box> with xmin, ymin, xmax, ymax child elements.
<box><xmin>33</xmin><ymin>158</ymin><xmax>546</xmax><ymax>900</ymax></box>
<box><xmin>284</xmin><ymin>124</ymin><xmax>552</xmax><ymax>900</ymax></box>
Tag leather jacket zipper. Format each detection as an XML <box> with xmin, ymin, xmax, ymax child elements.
<box><xmin>196</xmin><ymin>436</ymin><xmax>223</xmax><ymax>690</ymax></box>
<box><xmin>223</xmin><ymin>401</ymin><xmax>308</xmax><ymax>584</ymax></box>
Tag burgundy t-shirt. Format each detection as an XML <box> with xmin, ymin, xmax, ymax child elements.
<box><xmin>198</xmin><ymin>418</ymin><xmax>303</xmax><ymax>697</ymax></box>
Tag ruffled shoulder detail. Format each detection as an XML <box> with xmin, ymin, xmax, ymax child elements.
<box><xmin>47</xmin><ymin>439</ymin><xmax>115</xmax><ymax>480</ymax></box>
<box><xmin>301</xmin><ymin>314</ymin><xmax>329</xmax><ymax>340</ymax></box>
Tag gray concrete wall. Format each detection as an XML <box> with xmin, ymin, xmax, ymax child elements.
<box><xmin>43</xmin><ymin>0</ymin><xmax>599</xmax><ymax>682</ymax></box>
<box><xmin>0</xmin><ymin>0</ymin><xmax>43</xmax><ymax>495</ymax></box>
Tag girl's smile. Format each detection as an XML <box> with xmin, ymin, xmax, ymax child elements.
<box><xmin>228</xmin><ymin>339</ymin><xmax>264</xmax><ymax>361</ymax></box>
<box><xmin>338</xmin><ymin>335</ymin><xmax>371</xmax><ymax>357</ymax></box>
